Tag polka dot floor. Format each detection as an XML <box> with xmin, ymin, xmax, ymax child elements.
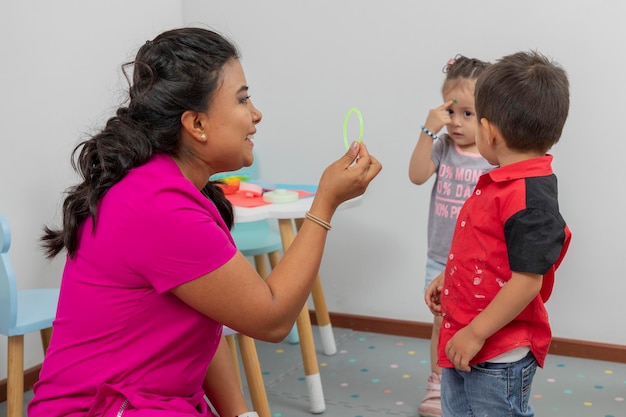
<box><xmin>8</xmin><ymin>327</ymin><xmax>625</xmax><ymax>417</ymax></box>
<box><xmin>247</xmin><ymin>326</ymin><xmax>626</xmax><ymax>417</ymax></box>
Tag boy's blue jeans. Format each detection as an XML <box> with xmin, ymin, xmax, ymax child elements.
<box><xmin>441</xmin><ymin>352</ymin><xmax>538</xmax><ymax>416</ymax></box>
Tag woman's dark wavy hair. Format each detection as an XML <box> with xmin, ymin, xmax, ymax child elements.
<box><xmin>42</xmin><ymin>27</ymin><xmax>239</xmax><ymax>259</ymax></box>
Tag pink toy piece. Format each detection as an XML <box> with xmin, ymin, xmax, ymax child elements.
<box><xmin>239</xmin><ymin>182</ymin><xmax>263</xmax><ymax>197</ymax></box>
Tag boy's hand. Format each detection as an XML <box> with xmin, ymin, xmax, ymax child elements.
<box><xmin>424</xmin><ymin>271</ymin><xmax>444</xmax><ymax>315</ymax></box>
<box><xmin>444</xmin><ymin>271</ymin><xmax>542</xmax><ymax>372</ymax></box>
<box><xmin>445</xmin><ymin>325</ymin><xmax>486</xmax><ymax>372</ymax></box>
<box><xmin>423</xmin><ymin>100</ymin><xmax>454</xmax><ymax>135</ymax></box>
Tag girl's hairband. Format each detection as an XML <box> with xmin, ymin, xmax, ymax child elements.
<box><xmin>442</xmin><ymin>54</ymin><xmax>464</xmax><ymax>73</ymax></box>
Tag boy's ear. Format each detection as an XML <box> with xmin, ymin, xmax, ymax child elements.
<box><xmin>480</xmin><ymin>118</ymin><xmax>499</xmax><ymax>145</ymax></box>
<box><xmin>181</xmin><ymin>110</ymin><xmax>208</xmax><ymax>142</ymax></box>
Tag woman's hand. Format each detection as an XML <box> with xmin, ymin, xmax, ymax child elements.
<box><xmin>312</xmin><ymin>141</ymin><xmax>382</xmax><ymax>217</ymax></box>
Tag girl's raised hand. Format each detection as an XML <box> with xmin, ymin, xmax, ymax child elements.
<box><xmin>423</xmin><ymin>100</ymin><xmax>454</xmax><ymax>135</ymax></box>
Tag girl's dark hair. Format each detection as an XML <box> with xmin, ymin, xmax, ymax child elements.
<box><xmin>442</xmin><ymin>54</ymin><xmax>491</xmax><ymax>94</ymax></box>
<box><xmin>42</xmin><ymin>27</ymin><xmax>239</xmax><ymax>259</ymax></box>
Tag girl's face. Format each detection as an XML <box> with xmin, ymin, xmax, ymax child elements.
<box><xmin>442</xmin><ymin>82</ymin><xmax>478</xmax><ymax>151</ymax></box>
<box><xmin>202</xmin><ymin>59</ymin><xmax>262</xmax><ymax>173</ymax></box>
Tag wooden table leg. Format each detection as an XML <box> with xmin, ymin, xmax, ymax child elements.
<box><xmin>267</xmin><ymin>251</ymin><xmax>299</xmax><ymax>344</ymax></box>
<box><xmin>295</xmin><ymin>218</ymin><xmax>337</xmax><ymax>356</ymax></box>
<box><xmin>8</xmin><ymin>335</ymin><xmax>24</xmax><ymax>417</ymax></box>
<box><xmin>225</xmin><ymin>334</ymin><xmax>242</xmax><ymax>388</ymax></box>
<box><xmin>278</xmin><ymin>219</ymin><xmax>326</xmax><ymax>414</ymax></box>
<box><xmin>238</xmin><ymin>334</ymin><xmax>272</xmax><ymax>417</ymax></box>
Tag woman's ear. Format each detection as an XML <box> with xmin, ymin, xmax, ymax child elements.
<box><xmin>181</xmin><ymin>110</ymin><xmax>208</xmax><ymax>142</ymax></box>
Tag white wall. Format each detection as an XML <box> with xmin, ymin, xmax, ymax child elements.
<box><xmin>184</xmin><ymin>0</ymin><xmax>626</xmax><ymax>345</ymax></box>
<box><xmin>1</xmin><ymin>0</ymin><xmax>624</xmax><ymax>381</ymax></box>
<box><xmin>0</xmin><ymin>0</ymin><xmax>183</xmax><ymax>379</ymax></box>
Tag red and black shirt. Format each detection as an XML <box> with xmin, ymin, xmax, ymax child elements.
<box><xmin>438</xmin><ymin>155</ymin><xmax>571</xmax><ymax>368</ymax></box>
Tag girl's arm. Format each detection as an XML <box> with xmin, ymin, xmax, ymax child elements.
<box><xmin>408</xmin><ymin>100</ymin><xmax>453</xmax><ymax>184</ymax></box>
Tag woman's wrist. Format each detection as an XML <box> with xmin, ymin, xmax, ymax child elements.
<box><xmin>305</xmin><ymin>211</ymin><xmax>332</xmax><ymax>231</ymax></box>
<box><xmin>308</xmin><ymin>197</ymin><xmax>335</xmax><ymax>223</ymax></box>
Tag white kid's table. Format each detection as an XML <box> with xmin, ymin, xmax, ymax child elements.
<box><xmin>233</xmin><ymin>189</ymin><xmax>362</xmax><ymax>414</ymax></box>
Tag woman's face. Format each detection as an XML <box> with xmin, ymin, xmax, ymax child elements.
<box><xmin>202</xmin><ymin>59</ymin><xmax>262</xmax><ymax>173</ymax></box>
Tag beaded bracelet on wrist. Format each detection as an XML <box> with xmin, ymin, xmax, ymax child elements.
<box><xmin>419</xmin><ymin>125</ymin><xmax>438</xmax><ymax>140</ymax></box>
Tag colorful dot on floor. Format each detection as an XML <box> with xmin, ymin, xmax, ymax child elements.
<box><xmin>396</xmin><ymin>342</ymin><xmax>404</xmax><ymax>347</ymax></box>
<box><xmin>298</xmin><ymin>377</ymin><xmax>305</xmax><ymax>381</ymax></box>
<box><xmin>533</xmin><ymin>394</ymin><xmax>542</xmax><ymax>399</ymax></box>
<box><xmin>395</xmin><ymin>401</ymin><xmax>404</xmax><ymax>405</ymax></box>
<box><xmin>594</xmin><ymin>385</ymin><xmax>604</xmax><ymax>389</ymax></box>
<box><xmin>262</xmin><ymin>371</ymin><xmax>270</xmax><ymax>376</ymax></box>
<box><xmin>547</xmin><ymin>378</ymin><xmax>556</xmax><ymax>383</ymax></box>
<box><xmin>275</xmin><ymin>348</ymin><xmax>284</xmax><ymax>353</ymax></box>
<box><xmin>564</xmin><ymin>389</ymin><xmax>574</xmax><ymax>395</ymax></box>
<box><xmin>390</xmin><ymin>364</ymin><xmax>398</xmax><ymax>368</ymax></box>
<box><xmin>584</xmin><ymin>401</ymin><xmax>592</xmax><ymax>406</ymax></box>
<box><xmin>604</xmin><ymin>369</ymin><xmax>613</xmax><ymax>375</ymax></box>
<box><xmin>360</xmin><ymin>368</ymin><xmax>369</xmax><ymax>372</ymax></box>
<box><xmin>320</xmin><ymin>362</ymin><xmax>327</xmax><ymax>367</ymax></box>
<box><xmin>272</xmin><ymin>413</ymin><xmax>282</xmax><ymax>417</ymax></box>
<box><xmin>615</xmin><ymin>397</ymin><xmax>624</xmax><ymax>402</ymax></box>
<box><xmin>371</xmin><ymin>378</ymin><xmax>380</xmax><ymax>383</ymax></box>
<box><xmin>349</xmin><ymin>358</ymin><xmax>357</xmax><ymax>363</ymax></box>
<box><xmin>402</xmin><ymin>374</ymin><xmax>411</xmax><ymax>379</ymax></box>
<box><xmin>556</xmin><ymin>363</ymin><xmax>565</xmax><ymax>367</ymax></box>
<box><xmin>420</xmin><ymin>359</ymin><xmax>429</xmax><ymax>364</ymax></box>
<box><xmin>351</xmin><ymin>394</ymin><xmax>360</xmax><ymax>398</ymax></box>
<box><xmin>340</xmin><ymin>349</ymin><xmax>348</xmax><ymax>354</ymax></box>
<box><xmin>340</xmin><ymin>382</ymin><xmax>349</xmax><ymax>387</ymax></box>
<box><xmin>358</xmin><ymin>337</ymin><xmax>366</xmax><ymax>342</ymax></box>
<box><xmin>576</xmin><ymin>373</ymin><xmax>585</xmax><ymax>378</ymax></box>
<box><xmin>408</xmin><ymin>350</ymin><xmax>416</xmax><ymax>355</ymax></box>
<box><xmin>368</xmin><ymin>345</ymin><xmax>375</xmax><ymax>349</ymax></box>
<box><xmin>384</xmin><ymin>389</ymin><xmax>392</xmax><ymax>394</ymax></box>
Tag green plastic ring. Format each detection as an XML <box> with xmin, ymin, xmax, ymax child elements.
<box><xmin>343</xmin><ymin>107</ymin><xmax>363</xmax><ymax>150</ymax></box>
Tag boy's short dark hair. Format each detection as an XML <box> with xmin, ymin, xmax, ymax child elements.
<box><xmin>475</xmin><ymin>51</ymin><xmax>569</xmax><ymax>153</ymax></box>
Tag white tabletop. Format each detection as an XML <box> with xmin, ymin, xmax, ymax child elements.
<box><xmin>233</xmin><ymin>195</ymin><xmax>363</xmax><ymax>223</ymax></box>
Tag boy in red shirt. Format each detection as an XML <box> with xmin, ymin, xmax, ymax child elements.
<box><xmin>425</xmin><ymin>50</ymin><xmax>571</xmax><ymax>416</ymax></box>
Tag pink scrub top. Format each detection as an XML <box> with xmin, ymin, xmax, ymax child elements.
<box><xmin>28</xmin><ymin>154</ymin><xmax>237</xmax><ymax>417</ymax></box>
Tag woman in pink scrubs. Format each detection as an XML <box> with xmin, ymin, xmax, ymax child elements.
<box><xmin>29</xmin><ymin>27</ymin><xmax>381</xmax><ymax>417</ymax></box>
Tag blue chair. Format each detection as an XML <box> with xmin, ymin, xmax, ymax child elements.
<box><xmin>0</xmin><ymin>215</ymin><xmax>59</xmax><ymax>417</ymax></box>
<box><xmin>213</xmin><ymin>157</ymin><xmax>300</xmax><ymax>344</ymax></box>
